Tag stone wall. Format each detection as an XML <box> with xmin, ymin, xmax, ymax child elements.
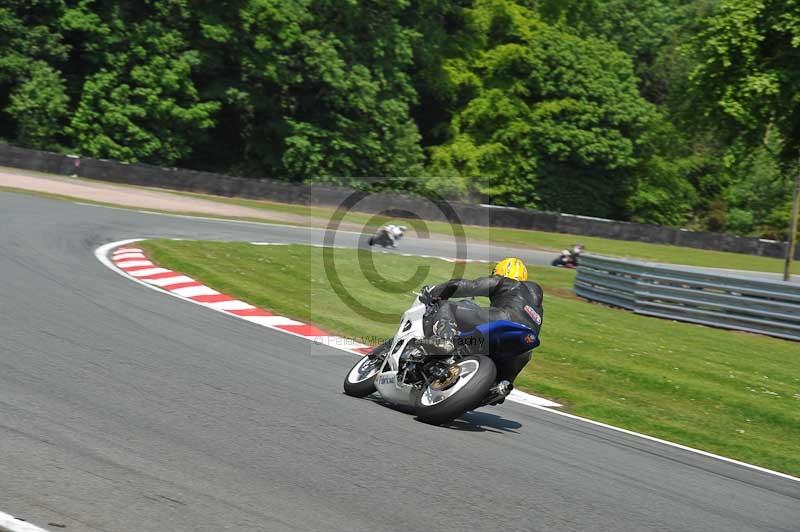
<box><xmin>1</xmin><ymin>143</ymin><xmax>794</xmax><ymax>259</ymax></box>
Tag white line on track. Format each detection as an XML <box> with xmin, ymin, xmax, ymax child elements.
<box><xmin>68</xmin><ymin>199</ymin><xmax>363</xmax><ymax>235</ymax></box>
<box><xmin>95</xmin><ymin>239</ymin><xmax>800</xmax><ymax>484</ymax></box>
<box><xmin>0</xmin><ymin>511</ymin><xmax>50</xmax><ymax>532</ymax></box>
<box><xmin>65</xmin><ymin>193</ymin><xmax>561</xmax><ymax>270</ymax></box>
<box><xmin>69</xmin><ymin>196</ymin><xmax>479</xmax><ymax>243</ymax></box>
<box><xmin>250</xmin><ymin>241</ymin><xmax>491</xmax><ymax>263</ymax></box>
<box><xmin>522</xmin><ymin>403</ymin><xmax>800</xmax><ymax>483</ymax></box>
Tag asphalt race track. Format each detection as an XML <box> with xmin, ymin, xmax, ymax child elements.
<box><xmin>1</xmin><ymin>191</ymin><xmax>798</xmax><ymax>532</ymax></box>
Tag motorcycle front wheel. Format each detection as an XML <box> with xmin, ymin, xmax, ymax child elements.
<box><xmin>343</xmin><ymin>341</ymin><xmax>390</xmax><ymax>397</ymax></box>
<box><xmin>415</xmin><ymin>355</ymin><xmax>496</xmax><ymax>425</ymax></box>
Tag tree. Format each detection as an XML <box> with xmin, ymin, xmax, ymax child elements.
<box><xmin>534</xmin><ymin>0</ymin><xmax>706</xmax><ymax>104</ymax></box>
<box><xmin>688</xmin><ymin>0</ymin><xmax>800</xmax><ymax>275</ymax></box>
<box><xmin>66</xmin><ymin>1</ymin><xmax>219</xmax><ymax>164</ymax></box>
<box><xmin>190</xmin><ymin>0</ymin><xmax>425</xmax><ymax>182</ymax></box>
<box><xmin>403</xmin><ymin>0</ymin><xmax>474</xmax><ymax>149</ymax></box>
<box><xmin>722</xmin><ymin>131</ymin><xmax>794</xmax><ymax>239</ymax></box>
<box><xmin>429</xmin><ymin>0</ymin><xmax>654</xmax><ymax>217</ymax></box>
<box><xmin>6</xmin><ymin>61</ymin><xmax>69</xmax><ymax>149</ymax></box>
<box><xmin>278</xmin><ymin>0</ymin><xmax>425</xmax><ymax>182</ymax></box>
<box><xmin>0</xmin><ymin>0</ymin><xmax>69</xmax><ymax>146</ymax></box>
<box><xmin>688</xmin><ymin>0</ymin><xmax>800</xmax><ymax>162</ymax></box>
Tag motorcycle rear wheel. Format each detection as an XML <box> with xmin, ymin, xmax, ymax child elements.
<box><xmin>415</xmin><ymin>355</ymin><xmax>496</xmax><ymax>425</ymax></box>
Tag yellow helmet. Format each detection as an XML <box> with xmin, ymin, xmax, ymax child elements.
<box><xmin>492</xmin><ymin>257</ymin><xmax>528</xmax><ymax>281</ymax></box>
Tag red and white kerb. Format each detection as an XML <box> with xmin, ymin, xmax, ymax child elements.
<box><xmin>110</xmin><ymin>246</ymin><xmax>374</xmax><ymax>355</ymax></box>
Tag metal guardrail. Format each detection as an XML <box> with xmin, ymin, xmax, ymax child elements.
<box><xmin>574</xmin><ymin>255</ymin><xmax>800</xmax><ymax>341</ymax></box>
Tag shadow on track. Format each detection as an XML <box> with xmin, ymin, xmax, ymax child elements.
<box><xmin>444</xmin><ymin>411</ymin><xmax>522</xmax><ymax>434</ymax></box>
<box><xmin>357</xmin><ymin>394</ymin><xmax>521</xmax><ymax>433</ymax></box>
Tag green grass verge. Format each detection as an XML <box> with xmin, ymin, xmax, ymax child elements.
<box><xmin>163</xmin><ymin>189</ymin><xmax>799</xmax><ymax>275</ymax></box>
<box><xmin>3</xmin><ymin>175</ymin><xmax>796</xmax><ymax>274</ymax></box>
<box><xmin>139</xmin><ymin>239</ymin><xmax>800</xmax><ymax>476</ymax></box>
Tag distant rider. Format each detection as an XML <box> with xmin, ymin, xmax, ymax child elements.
<box><xmin>369</xmin><ymin>224</ymin><xmax>407</xmax><ymax>248</ymax></box>
<box><xmin>551</xmin><ymin>243</ymin><xmax>584</xmax><ymax>268</ymax></box>
<box><xmin>419</xmin><ymin>257</ymin><xmax>543</xmax><ymax>386</ymax></box>
<box><xmin>551</xmin><ymin>249</ymin><xmax>575</xmax><ymax>268</ymax></box>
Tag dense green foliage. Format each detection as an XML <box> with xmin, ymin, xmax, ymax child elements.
<box><xmin>428</xmin><ymin>1</ymin><xmax>655</xmax><ymax>217</ymax></box>
<box><xmin>1</xmin><ymin>0</ymin><xmax>798</xmax><ymax>237</ymax></box>
<box><xmin>687</xmin><ymin>0</ymin><xmax>800</xmax><ymax>237</ymax></box>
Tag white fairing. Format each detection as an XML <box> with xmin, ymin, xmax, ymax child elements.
<box><xmin>373</xmin><ymin>296</ymin><xmax>427</xmax><ymax>406</ymax></box>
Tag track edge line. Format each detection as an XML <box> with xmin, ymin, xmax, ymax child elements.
<box><xmin>0</xmin><ymin>511</ymin><xmax>50</xmax><ymax>532</ymax></box>
<box><xmin>94</xmin><ymin>239</ymin><xmax>800</xmax><ymax>485</ymax></box>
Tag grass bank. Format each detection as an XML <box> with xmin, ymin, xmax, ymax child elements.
<box><xmin>3</xmin><ymin>179</ymin><xmax>796</xmax><ymax>274</ymax></box>
<box><xmin>139</xmin><ymin>239</ymin><xmax>800</xmax><ymax>476</ymax></box>
<box><xmin>165</xmin><ymin>189</ymin><xmax>798</xmax><ymax>275</ymax></box>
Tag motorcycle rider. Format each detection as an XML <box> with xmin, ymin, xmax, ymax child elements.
<box><xmin>551</xmin><ymin>243</ymin><xmax>585</xmax><ymax>268</ymax></box>
<box><xmin>419</xmin><ymin>257</ymin><xmax>543</xmax><ymax>387</ymax></box>
<box><xmin>368</xmin><ymin>224</ymin><xmax>407</xmax><ymax>248</ymax></box>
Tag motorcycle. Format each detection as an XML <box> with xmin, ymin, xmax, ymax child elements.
<box><xmin>551</xmin><ymin>250</ymin><xmax>577</xmax><ymax>268</ymax></box>
<box><xmin>368</xmin><ymin>225</ymin><xmax>406</xmax><ymax>248</ymax></box>
<box><xmin>551</xmin><ymin>244</ymin><xmax>584</xmax><ymax>269</ymax></box>
<box><xmin>343</xmin><ymin>290</ymin><xmax>540</xmax><ymax>425</ymax></box>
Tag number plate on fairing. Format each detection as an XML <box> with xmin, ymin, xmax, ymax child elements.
<box><xmin>374</xmin><ymin>371</ymin><xmax>416</xmax><ymax>406</ymax></box>
<box><xmin>376</xmin><ymin>373</ymin><xmax>396</xmax><ymax>386</ymax></box>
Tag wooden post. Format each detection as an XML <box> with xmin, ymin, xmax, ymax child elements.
<box><xmin>784</xmin><ymin>161</ymin><xmax>800</xmax><ymax>281</ymax></box>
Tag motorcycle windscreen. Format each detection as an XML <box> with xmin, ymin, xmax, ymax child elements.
<box><xmin>464</xmin><ymin>320</ymin><xmax>539</xmax><ymax>360</ymax></box>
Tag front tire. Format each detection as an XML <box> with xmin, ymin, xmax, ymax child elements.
<box><xmin>415</xmin><ymin>355</ymin><xmax>497</xmax><ymax>425</ymax></box>
<box><xmin>343</xmin><ymin>341</ymin><xmax>390</xmax><ymax>397</ymax></box>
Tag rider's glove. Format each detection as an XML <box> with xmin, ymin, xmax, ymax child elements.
<box><xmin>420</xmin><ymin>285</ymin><xmax>438</xmax><ymax>304</ymax></box>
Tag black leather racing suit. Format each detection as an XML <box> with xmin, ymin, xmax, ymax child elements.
<box><xmin>428</xmin><ymin>276</ymin><xmax>543</xmax><ymax>383</ymax></box>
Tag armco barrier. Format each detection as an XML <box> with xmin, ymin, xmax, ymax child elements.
<box><xmin>575</xmin><ymin>255</ymin><xmax>800</xmax><ymax>341</ymax></box>
<box><xmin>0</xmin><ymin>142</ymin><xmax>797</xmax><ymax>259</ymax></box>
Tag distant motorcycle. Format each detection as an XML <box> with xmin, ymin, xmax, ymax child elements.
<box><xmin>368</xmin><ymin>224</ymin><xmax>406</xmax><ymax>248</ymax></box>
<box><xmin>551</xmin><ymin>244</ymin><xmax>584</xmax><ymax>269</ymax></box>
<box><xmin>343</xmin><ymin>289</ymin><xmax>539</xmax><ymax>425</ymax></box>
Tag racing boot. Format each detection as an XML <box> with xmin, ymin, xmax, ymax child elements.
<box><xmin>418</xmin><ymin>318</ymin><xmax>456</xmax><ymax>356</ymax></box>
<box><xmin>483</xmin><ymin>380</ymin><xmax>513</xmax><ymax>406</ymax></box>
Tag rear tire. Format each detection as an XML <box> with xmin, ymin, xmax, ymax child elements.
<box><xmin>415</xmin><ymin>355</ymin><xmax>496</xmax><ymax>425</ymax></box>
<box><xmin>343</xmin><ymin>341</ymin><xmax>390</xmax><ymax>397</ymax></box>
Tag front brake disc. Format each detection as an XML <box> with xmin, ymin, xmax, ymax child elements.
<box><xmin>429</xmin><ymin>365</ymin><xmax>461</xmax><ymax>391</ymax></box>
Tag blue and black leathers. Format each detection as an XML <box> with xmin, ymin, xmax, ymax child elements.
<box><xmin>427</xmin><ymin>276</ymin><xmax>544</xmax><ymax>382</ymax></box>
